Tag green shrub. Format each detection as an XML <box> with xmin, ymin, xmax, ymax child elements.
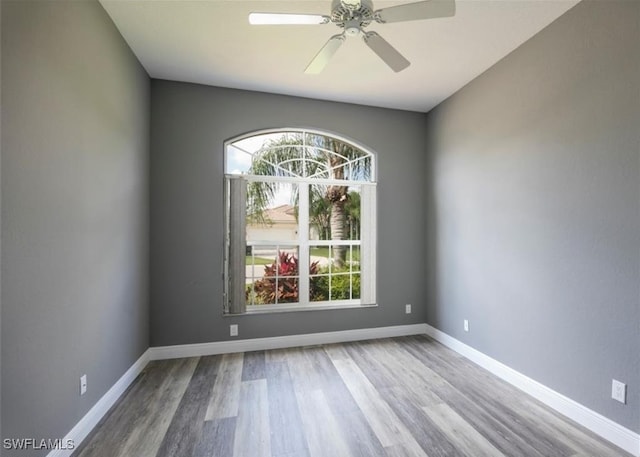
<box><xmin>311</xmin><ymin>266</ymin><xmax>360</xmax><ymax>301</ymax></box>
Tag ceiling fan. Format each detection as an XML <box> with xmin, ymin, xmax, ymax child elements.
<box><xmin>248</xmin><ymin>0</ymin><xmax>456</xmax><ymax>74</ymax></box>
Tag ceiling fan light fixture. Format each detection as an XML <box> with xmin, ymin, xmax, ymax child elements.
<box><xmin>341</xmin><ymin>0</ymin><xmax>363</xmax><ymax>9</ymax></box>
<box><xmin>248</xmin><ymin>13</ymin><xmax>329</xmax><ymax>25</ymax></box>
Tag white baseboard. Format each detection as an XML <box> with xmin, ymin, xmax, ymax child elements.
<box><xmin>148</xmin><ymin>323</ymin><xmax>429</xmax><ymax>360</ymax></box>
<box><xmin>424</xmin><ymin>323</ymin><xmax>640</xmax><ymax>457</ymax></box>
<box><xmin>47</xmin><ymin>349</ymin><xmax>151</xmax><ymax>457</ymax></box>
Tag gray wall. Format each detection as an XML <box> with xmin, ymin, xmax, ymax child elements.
<box><xmin>150</xmin><ymin>81</ymin><xmax>426</xmax><ymax>346</ymax></box>
<box><xmin>1</xmin><ymin>1</ymin><xmax>149</xmax><ymax>454</ymax></box>
<box><xmin>0</xmin><ymin>0</ymin><xmax>3</xmax><ymax>451</ymax></box>
<box><xmin>425</xmin><ymin>0</ymin><xmax>639</xmax><ymax>432</ymax></box>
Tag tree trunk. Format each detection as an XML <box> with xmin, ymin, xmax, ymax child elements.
<box><xmin>325</xmin><ymin>139</ymin><xmax>349</xmax><ymax>268</ymax></box>
<box><xmin>330</xmin><ymin>198</ymin><xmax>347</xmax><ymax>268</ymax></box>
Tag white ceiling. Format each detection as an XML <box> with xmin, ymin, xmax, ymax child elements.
<box><xmin>100</xmin><ymin>0</ymin><xmax>579</xmax><ymax>112</ymax></box>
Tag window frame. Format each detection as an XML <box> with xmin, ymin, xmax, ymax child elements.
<box><xmin>223</xmin><ymin>128</ymin><xmax>377</xmax><ymax>315</ymax></box>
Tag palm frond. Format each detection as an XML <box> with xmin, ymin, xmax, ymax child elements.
<box><xmin>243</xmin><ymin>131</ymin><xmax>372</xmax><ymax>227</ymax></box>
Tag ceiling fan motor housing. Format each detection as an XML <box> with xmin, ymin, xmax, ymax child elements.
<box><xmin>331</xmin><ymin>0</ymin><xmax>374</xmax><ymax>31</ymax></box>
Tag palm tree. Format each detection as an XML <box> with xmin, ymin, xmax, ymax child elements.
<box><xmin>308</xmin><ymin>195</ymin><xmax>331</xmax><ymax>240</ymax></box>
<box><xmin>345</xmin><ymin>190</ymin><xmax>361</xmax><ymax>240</ymax></box>
<box><xmin>246</xmin><ymin>132</ymin><xmax>370</xmax><ymax>267</ymax></box>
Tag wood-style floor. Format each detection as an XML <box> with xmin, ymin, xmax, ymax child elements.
<box><xmin>73</xmin><ymin>335</ymin><xmax>631</xmax><ymax>457</ymax></box>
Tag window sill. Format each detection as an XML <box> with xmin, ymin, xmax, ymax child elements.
<box><xmin>225</xmin><ymin>302</ymin><xmax>378</xmax><ymax>316</ymax></box>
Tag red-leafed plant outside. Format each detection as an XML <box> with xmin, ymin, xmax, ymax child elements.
<box><xmin>251</xmin><ymin>252</ymin><xmax>320</xmax><ymax>304</ymax></box>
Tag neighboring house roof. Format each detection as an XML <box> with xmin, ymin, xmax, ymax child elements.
<box><xmin>254</xmin><ymin>204</ymin><xmax>296</xmax><ymax>226</ymax></box>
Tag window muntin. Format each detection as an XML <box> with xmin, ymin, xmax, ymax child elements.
<box><xmin>227</xmin><ymin>131</ymin><xmax>374</xmax><ymax>181</ymax></box>
<box><xmin>224</xmin><ymin>129</ymin><xmax>376</xmax><ymax>313</ymax></box>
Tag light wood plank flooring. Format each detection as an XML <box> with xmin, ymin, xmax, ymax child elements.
<box><xmin>73</xmin><ymin>336</ymin><xmax>632</xmax><ymax>457</ymax></box>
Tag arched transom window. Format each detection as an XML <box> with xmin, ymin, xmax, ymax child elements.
<box><xmin>224</xmin><ymin>129</ymin><xmax>376</xmax><ymax>314</ymax></box>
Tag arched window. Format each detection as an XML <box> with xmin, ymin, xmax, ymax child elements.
<box><xmin>224</xmin><ymin>129</ymin><xmax>376</xmax><ymax>314</ymax></box>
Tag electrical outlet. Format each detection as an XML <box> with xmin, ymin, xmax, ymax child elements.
<box><xmin>612</xmin><ymin>379</ymin><xmax>626</xmax><ymax>404</ymax></box>
<box><xmin>80</xmin><ymin>374</ymin><xmax>87</xmax><ymax>396</ymax></box>
<box><xmin>463</xmin><ymin>319</ymin><xmax>469</xmax><ymax>332</ymax></box>
<box><xmin>230</xmin><ymin>324</ymin><xmax>238</xmax><ymax>337</ymax></box>
<box><xmin>405</xmin><ymin>304</ymin><xmax>412</xmax><ymax>314</ymax></box>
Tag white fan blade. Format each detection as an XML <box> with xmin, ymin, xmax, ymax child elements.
<box><xmin>363</xmin><ymin>32</ymin><xmax>410</xmax><ymax>72</ymax></box>
<box><xmin>249</xmin><ymin>13</ymin><xmax>330</xmax><ymax>25</ymax></box>
<box><xmin>305</xmin><ymin>34</ymin><xmax>345</xmax><ymax>74</ymax></box>
<box><xmin>375</xmin><ymin>0</ymin><xmax>455</xmax><ymax>24</ymax></box>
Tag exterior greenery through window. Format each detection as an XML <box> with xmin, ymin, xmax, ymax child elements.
<box><xmin>224</xmin><ymin>129</ymin><xmax>376</xmax><ymax>313</ymax></box>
